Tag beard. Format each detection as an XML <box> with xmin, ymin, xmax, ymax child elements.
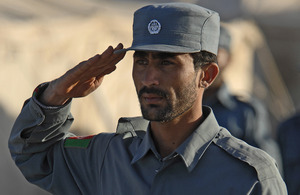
<box><xmin>138</xmin><ymin>76</ymin><xmax>197</xmax><ymax>123</ymax></box>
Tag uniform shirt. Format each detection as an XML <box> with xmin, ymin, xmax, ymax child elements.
<box><xmin>203</xmin><ymin>84</ymin><xmax>282</xmax><ymax>173</ymax></box>
<box><xmin>8</xmin><ymin>96</ymin><xmax>287</xmax><ymax>195</ymax></box>
<box><xmin>277</xmin><ymin>112</ymin><xmax>300</xmax><ymax>195</ymax></box>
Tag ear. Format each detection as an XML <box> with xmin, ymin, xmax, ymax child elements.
<box><xmin>198</xmin><ymin>63</ymin><xmax>219</xmax><ymax>88</ymax></box>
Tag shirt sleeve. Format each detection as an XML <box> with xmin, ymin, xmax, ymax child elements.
<box><xmin>8</xmin><ymin>95</ymin><xmax>79</xmax><ymax>193</ymax></box>
<box><xmin>8</xmin><ymin>92</ymin><xmax>115</xmax><ymax>194</ymax></box>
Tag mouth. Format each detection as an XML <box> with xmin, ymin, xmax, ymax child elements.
<box><xmin>141</xmin><ymin>93</ymin><xmax>164</xmax><ymax>104</ymax></box>
<box><xmin>138</xmin><ymin>87</ymin><xmax>168</xmax><ymax>106</ymax></box>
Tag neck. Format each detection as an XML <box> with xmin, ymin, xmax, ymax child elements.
<box><xmin>150</xmin><ymin>100</ymin><xmax>204</xmax><ymax>158</ymax></box>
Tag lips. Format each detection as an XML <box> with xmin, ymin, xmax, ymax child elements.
<box><xmin>138</xmin><ymin>87</ymin><xmax>168</xmax><ymax>105</ymax></box>
<box><xmin>142</xmin><ymin>93</ymin><xmax>164</xmax><ymax>104</ymax></box>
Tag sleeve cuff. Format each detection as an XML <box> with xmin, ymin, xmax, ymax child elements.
<box><xmin>32</xmin><ymin>82</ymin><xmax>72</xmax><ymax>110</ymax></box>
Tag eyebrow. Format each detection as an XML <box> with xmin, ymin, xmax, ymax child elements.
<box><xmin>133</xmin><ymin>51</ymin><xmax>180</xmax><ymax>59</ymax></box>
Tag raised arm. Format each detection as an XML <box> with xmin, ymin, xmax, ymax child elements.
<box><xmin>8</xmin><ymin>43</ymin><xmax>125</xmax><ymax>194</ymax></box>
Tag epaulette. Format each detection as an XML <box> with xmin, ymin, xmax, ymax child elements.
<box><xmin>116</xmin><ymin>117</ymin><xmax>149</xmax><ymax>138</ymax></box>
<box><xmin>213</xmin><ymin>128</ymin><xmax>278</xmax><ymax>181</ymax></box>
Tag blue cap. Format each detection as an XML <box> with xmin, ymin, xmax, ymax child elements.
<box><xmin>219</xmin><ymin>25</ymin><xmax>232</xmax><ymax>52</ymax></box>
<box><xmin>119</xmin><ymin>3</ymin><xmax>220</xmax><ymax>55</ymax></box>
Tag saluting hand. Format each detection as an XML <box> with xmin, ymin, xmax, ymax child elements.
<box><xmin>40</xmin><ymin>43</ymin><xmax>126</xmax><ymax>106</ymax></box>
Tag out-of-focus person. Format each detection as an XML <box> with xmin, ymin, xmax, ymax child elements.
<box><xmin>277</xmin><ymin>111</ymin><xmax>300</xmax><ymax>195</ymax></box>
<box><xmin>203</xmin><ymin>24</ymin><xmax>283</xmax><ymax>173</ymax></box>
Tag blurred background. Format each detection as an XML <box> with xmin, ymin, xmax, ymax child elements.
<box><xmin>1</xmin><ymin>0</ymin><xmax>299</xmax><ymax>194</ymax></box>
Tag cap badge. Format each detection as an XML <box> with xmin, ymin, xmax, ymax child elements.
<box><xmin>148</xmin><ymin>19</ymin><xmax>161</xmax><ymax>34</ymax></box>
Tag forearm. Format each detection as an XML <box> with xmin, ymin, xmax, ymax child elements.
<box><xmin>8</xmin><ymin>92</ymin><xmax>76</xmax><ymax>191</ymax></box>
<box><xmin>39</xmin><ymin>80</ymin><xmax>70</xmax><ymax>106</ymax></box>
<box><xmin>9</xmin><ymin>93</ymin><xmax>74</xmax><ymax>154</ymax></box>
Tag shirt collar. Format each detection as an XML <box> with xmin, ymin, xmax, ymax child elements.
<box><xmin>131</xmin><ymin>106</ymin><xmax>221</xmax><ymax>172</ymax></box>
<box><xmin>215</xmin><ymin>84</ymin><xmax>236</xmax><ymax>109</ymax></box>
<box><xmin>176</xmin><ymin>106</ymin><xmax>221</xmax><ymax>172</ymax></box>
<box><xmin>131</xmin><ymin>125</ymin><xmax>157</xmax><ymax>164</ymax></box>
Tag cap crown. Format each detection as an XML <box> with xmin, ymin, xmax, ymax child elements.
<box><xmin>127</xmin><ymin>3</ymin><xmax>220</xmax><ymax>55</ymax></box>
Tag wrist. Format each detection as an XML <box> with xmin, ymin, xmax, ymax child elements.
<box><xmin>34</xmin><ymin>82</ymin><xmax>69</xmax><ymax>106</ymax></box>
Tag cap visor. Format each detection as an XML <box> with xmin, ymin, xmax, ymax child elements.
<box><xmin>114</xmin><ymin>44</ymin><xmax>200</xmax><ymax>54</ymax></box>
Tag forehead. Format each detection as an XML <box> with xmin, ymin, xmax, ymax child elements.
<box><xmin>133</xmin><ymin>51</ymin><xmax>186</xmax><ymax>59</ymax></box>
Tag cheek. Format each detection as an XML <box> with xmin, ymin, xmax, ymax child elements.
<box><xmin>132</xmin><ymin>66</ymin><xmax>138</xmax><ymax>81</ymax></box>
<box><xmin>177</xmin><ymin>70</ymin><xmax>198</xmax><ymax>85</ymax></box>
<box><xmin>170</xmin><ymin>73</ymin><xmax>196</xmax><ymax>95</ymax></box>
<box><xmin>195</xmin><ymin>71</ymin><xmax>202</xmax><ymax>88</ymax></box>
<box><xmin>132</xmin><ymin>69</ymin><xmax>141</xmax><ymax>90</ymax></box>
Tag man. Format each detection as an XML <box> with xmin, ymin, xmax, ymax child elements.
<box><xmin>203</xmin><ymin>25</ymin><xmax>283</xmax><ymax>173</ymax></box>
<box><xmin>9</xmin><ymin>3</ymin><xmax>286</xmax><ymax>194</ymax></box>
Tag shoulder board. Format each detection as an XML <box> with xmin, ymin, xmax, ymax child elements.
<box><xmin>116</xmin><ymin>117</ymin><xmax>149</xmax><ymax>136</ymax></box>
<box><xmin>64</xmin><ymin>135</ymin><xmax>95</xmax><ymax>148</ymax></box>
<box><xmin>213</xmin><ymin>128</ymin><xmax>278</xmax><ymax>181</ymax></box>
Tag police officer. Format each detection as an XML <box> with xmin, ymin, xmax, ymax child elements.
<box><xmin>203</xmin><ymin>25</ymin><xmax>283</xmax><ymax>173</ymax></box>
<box><xmin>9</xmin><ymin>3</ymin><xmax>286</xmax><ymax>194</ymax></box>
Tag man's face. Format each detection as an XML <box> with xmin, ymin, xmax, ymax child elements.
<box><xmin>208</xmin><ymin>48</ymin><xmax>230</xmax><ymax>89</ymax></box>
<box><xmin>217</xmin><ymin>48</ymin><xmax>230</xmax><ymax>73</ymax></box>
<box><xmin>132</xmin><ymin>51</ymin><xmax>199</xmax><ymax>122</ymax></box>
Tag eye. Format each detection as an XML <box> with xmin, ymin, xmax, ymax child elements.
<box><xmin>161</xmin><ymin>60</ymin><xmax>173</xmax><ymax>65</ymax></box>
<box><xmin>135</xmin><ymin>59</ymin><xmax>148</xmax><ymax>66</ymax></box>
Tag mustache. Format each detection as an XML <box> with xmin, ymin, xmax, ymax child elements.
<box><xmin>138</xmin><ymin>87</ymin><xmax>168</xmax><ymax>99</ymax></box>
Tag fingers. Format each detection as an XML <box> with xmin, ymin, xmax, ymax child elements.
<box><xmin>93</xmin><ymin>43</ymin><xmax>125</xmax><ymax>74</ymax></box>
<box><xmin>101</xmin><ymin>43</ymin><xmax>124</xmax><ymax>59</ymax></box>
<box><xmin>93</xmin><ymin>44</ymin><xmax>122</xmax><ymax>81</ymax></box>
<box><xmin>113</xmin><ymin>43</ymin><xmax>126</xmax><ymax>63</ymax></box>
<box><xmin>109</xmin><ymin>43</ymin><xmax>126</xmax><ymax>66</ymax></box>
<box><xmin>75</xmin><ymin>44</ymin><xmax>122</xmax><ymax>73</ymax></box>
<box><xmin>96</xmin><ymin>65</ymin><xmax>117</xmax><ymax>80</ymax></box>
<box><xmin>85</xmin><ymin>43</ymin><xmax>123</xmax><ymax>66</ymax></box>
<box><xmin>68</xmin><ymin>44</ymin><xmax>124</xmax><ymax>84</ymax></box>
<box><xmin>101</xmin><ymin>45</ymin><xmax>114</xmax><ymax>59</ymax></box>
<box><xmin>114</xmin><ymin>43</ymin><xmax>124</xmax><ymax>51</ymax></box>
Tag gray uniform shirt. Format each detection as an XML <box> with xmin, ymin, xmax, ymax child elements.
<box><xmin>8</xmin><ymin>97</ymin><xmax>287</xmax><ymax>195</ymax></box>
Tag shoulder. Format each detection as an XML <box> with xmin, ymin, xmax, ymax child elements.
<box><xmin>91</xmin><ymin>117</ymin><xmax>148</xmax><ymax>149</ymax></box>
<box><xmin>213</xmin><ymin>128</ymin><xmax>280</xmax><ymax>181</ymax></box>
<box><xmin>115</xmin><ymin>117</ymin><xmax>149</xmax><ymax>135</ymax></box>
<box><xmin>63</xmin><ymin>133</ymin><xmax>117</xmax><ymax>159</ymax></box>
<box><xmin>213</xmin><ymin>129</ymin><xmax>287</xmax><ymax>193</ymax></box>
<box><xmin>232</xmin><ymin>95</ymin><xmax>257</xmax><ymax>111</ymax></box>
<box><xmin>278</xmin><ymin>112</ymin><xmax>300</xmax><ymax>131</ymax></box>
<box><xmin>235</xmin><ymin>95</ymin><xmax>269</xmax><ymax>114</ymax></box>
<box><xmin>233</xmin><ymin>96</ymin><xmax>271</xmax><ymax>123</ymax></box>
<box><xmin>64</xmin><ymin>117</ymin><xmax>148</xmax><ymax>149</ymax></box>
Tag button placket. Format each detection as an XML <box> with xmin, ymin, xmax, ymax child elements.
<box><xmin>154</xmin><ymin>153</ymin><xmax>179</xmax><ymax>173</ymax></box>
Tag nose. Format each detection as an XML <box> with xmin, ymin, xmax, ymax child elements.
<box><xmin>141</xmin><ymin>65</ymin><xmax>160</xmax><ymax>87</ymax></box>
